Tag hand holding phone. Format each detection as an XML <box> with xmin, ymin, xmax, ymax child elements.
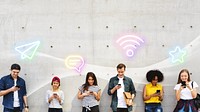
<box><xmin>117</xmin><ymin>84</ymin><xmax>121</xmax><ymax>86</ymax></box>
<box><xmin>156</xmin><ymin>90</ymin><xmax>160</xmax><ymax>94</ymax></box>
<box><xmin>181</xmin><ymin>81</ymin><xmax>186</xmax><ymax>88</ymax></box>
<box><xmin>15</xmin><ymin>85</ymin><xmax>20</xmax><ymax>88</ymax></box>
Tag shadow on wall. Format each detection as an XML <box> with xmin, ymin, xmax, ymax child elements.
<box><xmin>99</xmin><ymin>84</ymin><xmax>112</xmax><ymax>112</ymax></box>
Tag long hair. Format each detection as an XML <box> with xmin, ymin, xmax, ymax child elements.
<box><xmin>177</xmin><ymin>69</ymin><xmax>191</xmax><ymax>84</ymax></box>
<box><xmin>82</xmin><ymin>72</ymin><xmax>98</xmax><ymax>91</ymax></box>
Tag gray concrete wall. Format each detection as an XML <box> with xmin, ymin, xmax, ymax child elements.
<box><xmin>0</xmin><ymin>0</ymin><xmax>200</xmax><ymax>112</ymax></box>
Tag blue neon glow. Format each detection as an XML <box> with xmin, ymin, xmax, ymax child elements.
<box><xmin>169</xmin><ymin>46</ymin><xmax>186</xmax><ymax>63</ymax></box>
<box><xmin>15</xmin><ymin>41</ymin><xmax>40</xmax><ymax>59</ymax></box>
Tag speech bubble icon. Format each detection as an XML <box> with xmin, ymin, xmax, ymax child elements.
<box><xmin>65</xmin><ymin>55</ymin><xmax>85</xmax><ymax>73</ymax></box>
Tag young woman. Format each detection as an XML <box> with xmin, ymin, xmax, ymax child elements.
<box><xmin>78</xmin><ymin>72</ymin><xmax>101</xmax><ymax>112</ymax></box>
<box><xmin>143</xmin><ymin>70</ymin><xmax>164</xmax><ymax>112</ymax></box>
<box><xmin>173</xmin><ymin>69</ymin><xmax>198</xmax><ymax>112</ymax></box>
<box><xmin>46</xmin><ymin>76</ymin><xmax>64</xmax><ymax>112</ymax></box>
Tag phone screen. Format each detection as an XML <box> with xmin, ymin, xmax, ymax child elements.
<box><xmin>15</xmin><ymin>85</ymin><xmax>20</xmax><ymax>88</ymax></box>
<box><xmin>156</xmin><ymin>90</ymin><xmax>160</xmax><ymax>93</ymax></box>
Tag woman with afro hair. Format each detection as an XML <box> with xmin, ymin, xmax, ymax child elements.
<box><xmin>143</xmin><ymin>70</ymin><xmax>164</xmax><ymax>112</ymax></box>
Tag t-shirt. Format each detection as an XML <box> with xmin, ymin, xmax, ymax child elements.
<box><xmin>174</xmin><ymin>81</ymin><xmax>198</xmax><ymax>100</ymax></box>
<box><xmin>117</xmin><ymin>77</ymin><xmax>127</xmax><ymax>108</ymax></box>
<box><xmin>14</xmin><ymin>79</ymin><xmax>20</xmax><ymax>107</ymax></box>
<box><xmin>79</xmin><ymin>85</ymin><xmax>101</xmax><ymax>107</ymax></box>
<box><xmin>144</xmin><ymin>83</ymin><xmax>163</xmax><ymax>103</ymax></box>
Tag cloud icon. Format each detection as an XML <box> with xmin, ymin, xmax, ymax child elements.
<box><xmin>65</xmin><ymin>55</ymin><xmax>85</xmax><ymax>73</ymax></box>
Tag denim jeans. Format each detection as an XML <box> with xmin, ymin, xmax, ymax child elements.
<box><xmin>145</xmin><ymin>103</ymin><xmax>163</xmax><ymax>112</ymax></box>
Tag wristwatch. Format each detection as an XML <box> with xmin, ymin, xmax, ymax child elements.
<box><xmin>25</xmin><ymin>106</ymin><xmax>29</xmax><ymax>108</ymax></box>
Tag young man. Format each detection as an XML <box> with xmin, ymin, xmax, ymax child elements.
<box><xmin>0</xmin><ymin>64</ymin><xmax>29</xmax><ymax>112</ymax></box>
<box><xmin>108</xmin><ymin>63</ymin><xmax>136</xmax><ymax>112</ymax></box>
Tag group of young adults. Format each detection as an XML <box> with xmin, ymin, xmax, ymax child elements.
<box><xmin>0</xmin><ymin>63</ymin><xmax>198</xmax><ymax>112</ymax></box>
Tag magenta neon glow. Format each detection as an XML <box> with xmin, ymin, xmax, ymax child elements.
<box><xmin>116</xmin><ymin>34</ymin><xmax>144</xmax><ymax>57</ymax></box>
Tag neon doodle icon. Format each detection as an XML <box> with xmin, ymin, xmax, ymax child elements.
<box><xmin>169</xmin><ymin>46</ymin><xmax>186</xmax><ymax>63</ymax></box>
<box><xmin>65</xmin><ymin>55</ymin><xmax>85</xmax><ymax>73</ymax></box>
<box><xmin>116</xmin><ymin>34</ymin><xmax>144</xmax><ymax>57</ymax></box>
<box><xmin>15</xmin><ymin>41</ymin><xmax>40</xmax><ymax>60</ymax></box>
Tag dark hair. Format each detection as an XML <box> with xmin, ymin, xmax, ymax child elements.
<box><xmin>146</xmin><ymin>70</ymin><xmax>164</xmax><ymax>82</ymax></box>
<box><xmin>82</xmin><ymin>72</ymin><xmax>98</xmax><ymax>91</ymax></box>
<box><xmin>117</xmin><ymin>63</ymin><xmax>126</xmax><ymax>70</ymax></box>
<box><xmin>177</xmin><ymin>69</ymin><xmax>191</xmax><ymax>84</ymax></box>
<box><xmin>11</xmin><ymin>64</ymin><xmax>21</xmax><ymax>71</ymax></box>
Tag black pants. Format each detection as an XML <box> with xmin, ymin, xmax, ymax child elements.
<box><xmin>48</xmin><ymin>108</ymin><xmax>63</xmax><ymax>112</ymax></box>
<box><xmin>4</xmin><ymin>107</ymin><xmax>21</xmax><ymax>112</ymax></box>
<box><xmin>114</xmin><ymin>108</ymin><xmax>128</xmax><ymax>112</ymax></box>
<box><xmin>82</xmin><ymin>105</ymin><xmax>99</xmax><ymax>112</ymax></box>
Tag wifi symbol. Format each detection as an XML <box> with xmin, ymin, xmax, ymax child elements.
<box><xmin>116</xmin><ymin>35</ymin><xmax>144</xmax><ymax>57</ymax></box>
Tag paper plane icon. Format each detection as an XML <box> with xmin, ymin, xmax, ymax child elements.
<box><xmin>15</xmin><ymin>41</ymin><xmax>40</xmax><ymax>59</ymax></box>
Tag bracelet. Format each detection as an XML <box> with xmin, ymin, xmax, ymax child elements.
<box><xmin>190</xmin><ymin>89</ymin><xmax>194</xmax><ymax>92</ymax></box>
<box><xmin>25</xmin><ymin>106</ymin><xmax>29</xmax><ymax>108</ymax></box>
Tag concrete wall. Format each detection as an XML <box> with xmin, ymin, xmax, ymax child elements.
<box><xmin>0</xmin><ymin>0</ymin><xmax>200</xmax><ymax>112</ymax></box>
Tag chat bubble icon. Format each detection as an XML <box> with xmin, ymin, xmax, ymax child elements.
<box><xmin>65</xmin><ymin>55</ymin><xmax>85</xmax><ymax>73</ymax></box>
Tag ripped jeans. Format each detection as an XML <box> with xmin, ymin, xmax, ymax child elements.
<box><xmin>145</xmin><ymin>103</ymin><xmax>163</xmax><ymax>112</ymax></box>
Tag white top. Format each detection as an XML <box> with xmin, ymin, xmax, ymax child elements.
<box><xmin>174</xmin><ymin>81</ymin><xmax>198</xmax><ymax>100</ymax></box>
<box><xmin>117</xmin><ymin>77</ymin><xmax>127</xmax><ymax>108</ymax></box>
<box><xmin>13</xmin><ymin>79</ymin><xmax>20</xmax><ymax>107</ymax></box>
<box><xmin>46</xmin><ymin>90</ymin><xmax>64</xmax><ymax>108</ymax></box>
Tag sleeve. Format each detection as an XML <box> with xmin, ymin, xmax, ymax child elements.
<box><xmin>174</xmin><ymin>84</ymin><xmax>180</xmax><ymax>90</ymax></box>
<box><xmin>193</xmin><ymin>81</ymin><xmax>198</xmax><ymax>88</ymax></box>
<box><xmin>130</xmin><ymin>78</ymin><xmax>136</xmax><ymax>96</ymax></box>
<box><xmin>107</xmin><ymin>78</ymin><xmax>114</xmax><ymax>95</ymax></box>
<box><xmin>78</xmin><ymin>85</ymin><xmax>83</xmax><ymax>93</ymax></box>
<box><xmin>60</xmin><ymin>91</ymin><xmax>64</xmax><ymax>105</ymax></box>
<box><xmin>23</xmin><ymin>80</ymin><xmax>27</xmax><ymax>96</ymax></box>
<box><xmin>0</xmin><ymin>77</ymin><xmax>5</xmax><ymax>90</ymax></box>
<box><xmin>97</xmin><ymin>86</ymin><xmax>101</xmax><ymax>92</ymax></box>
<box><xmin>46</xmin><ymin>90</ymin><xmax>50</xmax><ymax>104</ymax></box>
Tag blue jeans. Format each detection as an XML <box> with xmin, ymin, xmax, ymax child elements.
<box><xmin>145</xmin><ymin>103</ymin><xmax>163</xmax><ymax>112</ymax></box>
<box><xmin>4</xmin><ymin>107</ymin><xmax>22</xmax><ymax>112</ymax></box>
<box><xmin>178</xmin><ymin>106</ymin><xmax>192</xmax><ymax>112</ymax></box>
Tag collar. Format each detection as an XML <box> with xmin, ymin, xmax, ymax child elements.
<box><xmin>9</xmin><ymin>74</ymin><xmax>20</xmax><ymax>80</ymax></box>
<box><xmin>115</xmin><ymin>75</ymin><xmax>127</xmax><ymax>80</ymax></box>
<box><xmin>149</xmin><ymin>83</ymin><xmax>158</xmax><ymax>87</ymax></box>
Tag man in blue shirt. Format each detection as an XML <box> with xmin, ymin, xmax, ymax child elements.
<box><xmin>108</xmin><ymin>63</ymin><xmax>136</xmax><ymax>112</ymax></box>
<box><xmin>0</xmin><ymin>64</ymin><xmax>29</xmax><ymax>112</ymax></box>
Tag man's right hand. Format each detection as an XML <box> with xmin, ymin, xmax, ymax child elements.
<box><xmin>10</xmin><ymin>86</ymin><xmax>20</xmax><ymax>92</ymax></box>
<box><xmin>114</xmin><ymin>85</ymin><xmax>121</xmax><ymax>90</ymax></box>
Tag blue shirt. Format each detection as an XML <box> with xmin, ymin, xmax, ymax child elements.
<box><xmin>0</xmin><ymin>74</ymin><xmax>27</xmax><ymax>110</ymax></box>
<box><xmin>108</xmin><ymin>75</ymin><xmax>136</xmax><ymax>112</ymax></box>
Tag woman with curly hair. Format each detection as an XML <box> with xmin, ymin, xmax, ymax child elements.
<box><xmin>143</xmin><ymin>70</ymin><xmax>164</xmax><ymax>112</ymax></box>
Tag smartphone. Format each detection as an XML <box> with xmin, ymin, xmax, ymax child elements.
<box><xmin>53</xmin><ymin>92</ymin><xmax>57</xmax><ymax>95</ymax></box>
<box><xmin>15</xmin><ymin>85</ymin><xmax>20</xmax><ymax>88</ymax></box>
<box><xmin>90</xmin><ymin>91</ymin><xmax>93</xmax><ymax>93</ymax></box>
<box><xmin>156</xmin><ymin>90</ymin><xmax>160</xmax><ymax>93</ymax></box>
<box><xmin>181</xmin><ymin>81</ymin><xmax>186</xmax><ymax>88</ymax></box>
<box><xmin>117</xmin><ymin>84</ymin><xmax>121</xmax><ymax>86</ymax></box>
